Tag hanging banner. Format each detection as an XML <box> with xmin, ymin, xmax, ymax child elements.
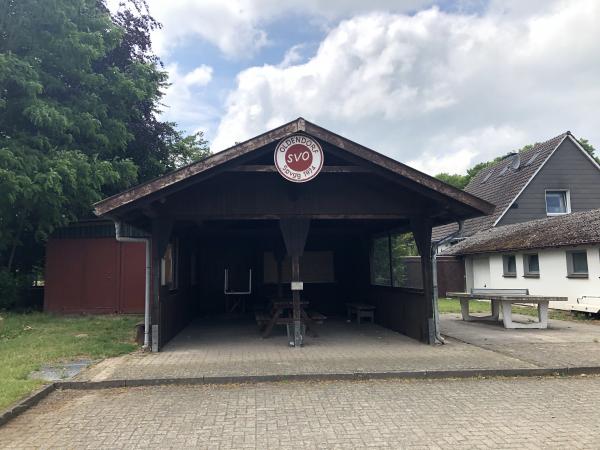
<box><xmin>274</xmin><ymin>134</ymin><xmax>324</xmax><ymax>182</ymax></box>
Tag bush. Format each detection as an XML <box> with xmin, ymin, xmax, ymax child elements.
<box><xmin>0</xmin><ymin>270</ymin><xmax>30</xmax><ymax>310</ymax></box>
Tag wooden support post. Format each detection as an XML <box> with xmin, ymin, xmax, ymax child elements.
<box><xmin>410</xmin><ymin>216</ymin><xmax>435</xmax><ymax>344</ymax></box>
<box><xmin>291</xmin><ymin>255</ymin><xmax>301</xmax><ymax>345</ymax></box>
<box><xmin>279</xmin><ymin>218</ymin><xmax>310</xmax><ymax>347</ymax></box>
<box><xmin>150</xmin><ymin>218</ymin><xmax>173</xmax><ymax>352</ymax></box>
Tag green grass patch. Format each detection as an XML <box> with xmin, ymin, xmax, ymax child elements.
<box><xmin>439</xmin><ymin>298</ymin><xmax>597</xmax><ymax>322</ymax></box>
<box><xmin>0</xmin><ymin>312</ymin><xmax>140</xmax><ymax>410</ymax></box>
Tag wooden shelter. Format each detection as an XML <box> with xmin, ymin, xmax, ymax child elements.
<box><xmin>94</xmin><ymin>118</ymin><xmax>492</xmax><ymax>350</ymax></box>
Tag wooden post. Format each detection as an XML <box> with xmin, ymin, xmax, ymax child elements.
<box><xmin>279</xmin><ymin>218</ymin><xmax>310</xmax><ymax>347</ymax></box>
<box><xmin>291</xmin><ymin>255</ymin><xmax>301</xmax><ymax>345</ymax></box>
<box><xmin>151</xmin><ymin>218</ymin><xmax>173</xmax><ymax>352</ymax></box>
<box><xmin>410</xmin><ymin>216</ymin><xmax>435</xmax><ymax>344</ymax></box>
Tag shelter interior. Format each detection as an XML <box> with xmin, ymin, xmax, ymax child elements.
<box><xmin>157</xmin><ymin>218</ymin><xmax>428</xmax><ymax>347</ymax></box>
<box><xmin>96</xmin><ymin>119</ymin><xmax>491</xmax><ymax>350</ymax></box>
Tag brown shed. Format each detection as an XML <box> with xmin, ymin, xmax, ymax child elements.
<box><xmin>94</xmin><ymin>118</ymin><xmax>492</xmax><ymax>350</ymax></box>
<box><xmin>44</xmin><ymin>221</ymin><xmax>146</xmax><ymax>314</ymax></box>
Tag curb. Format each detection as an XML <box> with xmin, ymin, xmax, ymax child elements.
<box><xmin>2</xmin><ymin>366</ymin><xmax>600</xmax><ymax>427</ymax></box>
<box><xmin>0</xmin><ymin>383</ymin><xmax>56</xmax><ymax>427</ymax></box>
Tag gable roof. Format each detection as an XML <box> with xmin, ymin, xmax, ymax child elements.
<box><xmin>94</xmin><ymin>117</ymin><xmax>493</xmax><ymax>219</ymax></box>
<box><xmin>443</xmin><ymin>208</ymin><xmax>600</xmax><ymax>255</ymax></box>
<box><xmin>432</xmin><ymin>132</ymin><xmax>571</xmax><ymax>241</ymax></box>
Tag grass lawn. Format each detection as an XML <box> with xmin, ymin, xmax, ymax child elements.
<box><xmin>0</xmin><ymin>312</ymin><xmax>140</xmax><ymax>411</ymax></box>
<box><xmin>438</xmin><ymin>298</ymin><xmax>598</xmax><ymax>322</ymax></box>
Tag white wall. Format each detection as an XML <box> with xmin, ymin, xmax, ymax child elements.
<box><xmin>465</xmin><ymin>246</ymin><xmax>600</xmax><ymax>313</ymax></box>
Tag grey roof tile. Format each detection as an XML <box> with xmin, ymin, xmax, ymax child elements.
<box><xmin>432</xmin><ymin>132</ymin><xmax>568</xmax><ymax>241</ymax></box>
<box><xmin>444</xmin><ymin>208</ymin><xmax>600</xmax><ymax>255</ymax></box>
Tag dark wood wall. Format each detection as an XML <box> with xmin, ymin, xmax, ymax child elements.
<box><xmin>367</xmin><ymin>286</ymin><xmax>430</xmax><ymax>342</ymax></box>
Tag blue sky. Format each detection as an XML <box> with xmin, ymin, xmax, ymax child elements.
<box><xmin>111</xmin><ymin>0</ymin><xmax>600</xmax><ymax>175</ymax></box>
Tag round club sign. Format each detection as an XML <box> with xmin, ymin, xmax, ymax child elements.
<box><xmin>274</xmin><ymin>134</ymin><xmax>324</xmax><ymax>182</ymax></box>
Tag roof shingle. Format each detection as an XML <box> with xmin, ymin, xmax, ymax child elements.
<box><xmin>444</xmin><ymin>208</ymin><xmax>600</xmax><ymax>255</ymax></box>
<box><xmin>432</xmin><ymin>132</ymin><xmax>568</xmax><ymax>241</ymax></box>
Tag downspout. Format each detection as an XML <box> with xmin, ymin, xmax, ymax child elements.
<box><xmin>114</xmin><ymin>221</ymin><xmax>151</xmax><ymax>350</ymax></box>
<box><xmin>431</xmin><ymin>220</ymin><xmax>463</xmax><ymax>345</ymax></box>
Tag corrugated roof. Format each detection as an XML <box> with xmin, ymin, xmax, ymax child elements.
<box><xmin>432</xmin><ymin>132</ymin><xmax>568</xmax><ymax>241</ymax></box>
<box><xmin>444</xmin><ymin>208</ymin><xmax>600</xmax><ymax>255</ymax></box>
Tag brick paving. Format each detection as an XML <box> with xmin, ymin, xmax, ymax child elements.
<box><xmin>2</xmin><ymin>376</ymin><xmax>600</xmax><ymax>449</ymax></box>
<box><xmin>78</xmin><ymin>318</ymin><xmax>537</xmax><ymax>382</ymax></box>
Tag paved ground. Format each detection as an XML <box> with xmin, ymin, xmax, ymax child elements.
<box><xmin>2</xmin><ymin>375</ymin><xmax>600</xmax><ymax>449</ymax></box>
<box><xmin>75</xmin><ymin>318</ymin><xmax>536</xmax><ymax>382</ymax></box>
<box><xmin>76</xmin><ymin>315</ymin><xmax>600</xmax><ymax>382</ymax></box>
<box><xmin>441</xmin><ymin>314</ymin><xmax>600</xmax><ymax>368</ymax></box>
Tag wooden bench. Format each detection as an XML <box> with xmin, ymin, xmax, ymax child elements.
<box><xmin>346</xmin><ymin>302</ymin><xmax>375</xmax><ymax>324</ymax></box>
<box><xmin>446</xmin><ymin>289</ymin><xmax>568</xmax><ymax>329</ymax></box>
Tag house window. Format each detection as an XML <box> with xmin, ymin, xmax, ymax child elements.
<box><xmin>566</xmin><ymin>250</ymin><xmax>588</xmax><ymax>278</ymax></box>
<box><xmin>545</xmin><ymin>190</ymin><xmax>570</xmax><ymax>215</ymax></box>
<box><xmin>523</xmin><ymin>253</ymin><xmax>540</xmax><ymax>278</ymax></box>
<box><xmin>502</xmin><ymin>255</ymin><xmax>516</xmax><ymax>277</ymax></box>
<box><xmin>161</xmin><ymin>240</ymin><xmax>179</xmax><ymax>289</ymax></box>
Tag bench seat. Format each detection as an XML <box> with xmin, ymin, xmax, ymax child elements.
<box><xmin>346</xmin><ymin>302</ymin><xmax>376</xmax><ymax>324</ymax></box>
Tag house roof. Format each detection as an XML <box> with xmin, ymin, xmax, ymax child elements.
<box><xmin>94</xmin><ymin>117</ymin><xmax>493</xmax><ymax>220</ymax></box>
<box><xmin>443</xmin><ymin>208</ymin><xmax>600</xmax><ymax>255</ymax></box>
<box><xmin>432</xmin><ymin>132</ymin><xmax>570</xmax><ymax>241</ymax></box>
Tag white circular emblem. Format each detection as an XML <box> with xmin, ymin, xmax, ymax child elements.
<box><xmin>274</xmin><ymin>134</ymin><xmax>324</xmax><ymax>183</ymax></box>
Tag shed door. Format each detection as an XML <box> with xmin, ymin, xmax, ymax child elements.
<box><xmin>472</xmin><ymin>256</ymin><xmax>490</xmax><ymax>288</ymax></box>
<box><xmin>83</xmin><ymin>239</ymin><xmax>119</xmax><ymax>312</ymax></box>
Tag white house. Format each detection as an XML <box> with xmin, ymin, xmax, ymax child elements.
<box><xmin>445</xmin><ymin>209</ymin><xmax>600</xmax><ymax>313</ymax></box>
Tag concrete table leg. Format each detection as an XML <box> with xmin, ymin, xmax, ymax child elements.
<box><xmin>538</xmin><ymin>302</ymin><xmax>549</xmax><ymax>327</ymax></box>
<box><xmin>461</xmin><ymin>299</ymin><xmax>501</xmax><ymax>322</ymax></box>
<box><xmin>460</xmin><ymin>299</ymin><xmax>471</xmax><ymax>321</ymax></box>
<box><xmin>491</xmin><ymin>300</ymin><xmax>500</xmax><ymax>320</ymax></box>
<box><xmin>501</xmin><ymin>301</ymin><xmax>547</xmax><ymax>329</ymax></box>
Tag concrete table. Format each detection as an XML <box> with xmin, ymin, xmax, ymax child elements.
<box><xmin>446</xmin><ymin>291</ymin><xmax>568</xmax><ymax>329</ymax></box>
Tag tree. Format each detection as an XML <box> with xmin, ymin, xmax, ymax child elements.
<box><xmin>434</xmin><ymin>173</ymin><xmax>470</xmax><ymax>190</ymax></box>
<box><xmin>0</xmin><ymin>0</ymin><xmax>208</xmax><ymax>285</ymax></box>
<box><xmin>579</xmin><ymin>138</ymin><xmax>600</xmax><ymax>165</ymax></box>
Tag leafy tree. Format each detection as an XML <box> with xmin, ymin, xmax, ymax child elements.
<box><xmin>0</xmin><ymin>0</ymin><xmax>209</xmax><ymax>285</ymax></box>
<box><xmin>434</xmin><ymin>173</ymin><xmax>470</xmax><ymax>190</ymax></box>
<box><xmin>579</xmin><ymin>138</ymin><xmax>600</xmax><ymax>165</ymax></box>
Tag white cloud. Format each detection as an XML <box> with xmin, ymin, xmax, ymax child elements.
<box><xmin>183</xmin><ymin>65</ymin><xmax>213</xmax><ymax>86</ymax></box>
<box><xmin>160</xmin><ymin>64</ymin><xmax>217</xmax><ymax>134</ymax></box>
<box><xmin>126</xmin><ymin>0</ymin><xmax>436</xmax><ymax>59</ymax></box>
<box><xmin>211</xmin><ymin>1</ymin><xmax>600</xmax><ymax>174</ymax></box>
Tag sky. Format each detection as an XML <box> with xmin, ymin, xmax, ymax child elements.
<box><xmin>110</xmin><ymin>0</ymin><xmax>600</xmax><ymax>175</ymax></box>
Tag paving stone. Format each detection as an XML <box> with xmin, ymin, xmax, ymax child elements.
<box><xmin>77</xmin><ymin>318</ymin><xmax>538</xmax><ymax>382</ymax></box>
<box><xmin>2</xmin><ymin>376</ymin><xmax>600</xmax><ymax>449</ymax></box>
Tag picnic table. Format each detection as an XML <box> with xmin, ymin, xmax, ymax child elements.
<box><xmin>446</xmin><ymin>289</ymin><xmax>568</xmax><ymax>329</ymax></box>
<box><xmin>255</xmin><ymin>299</ymin><xmax>326</xmax><ymax>338</ymax></box>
